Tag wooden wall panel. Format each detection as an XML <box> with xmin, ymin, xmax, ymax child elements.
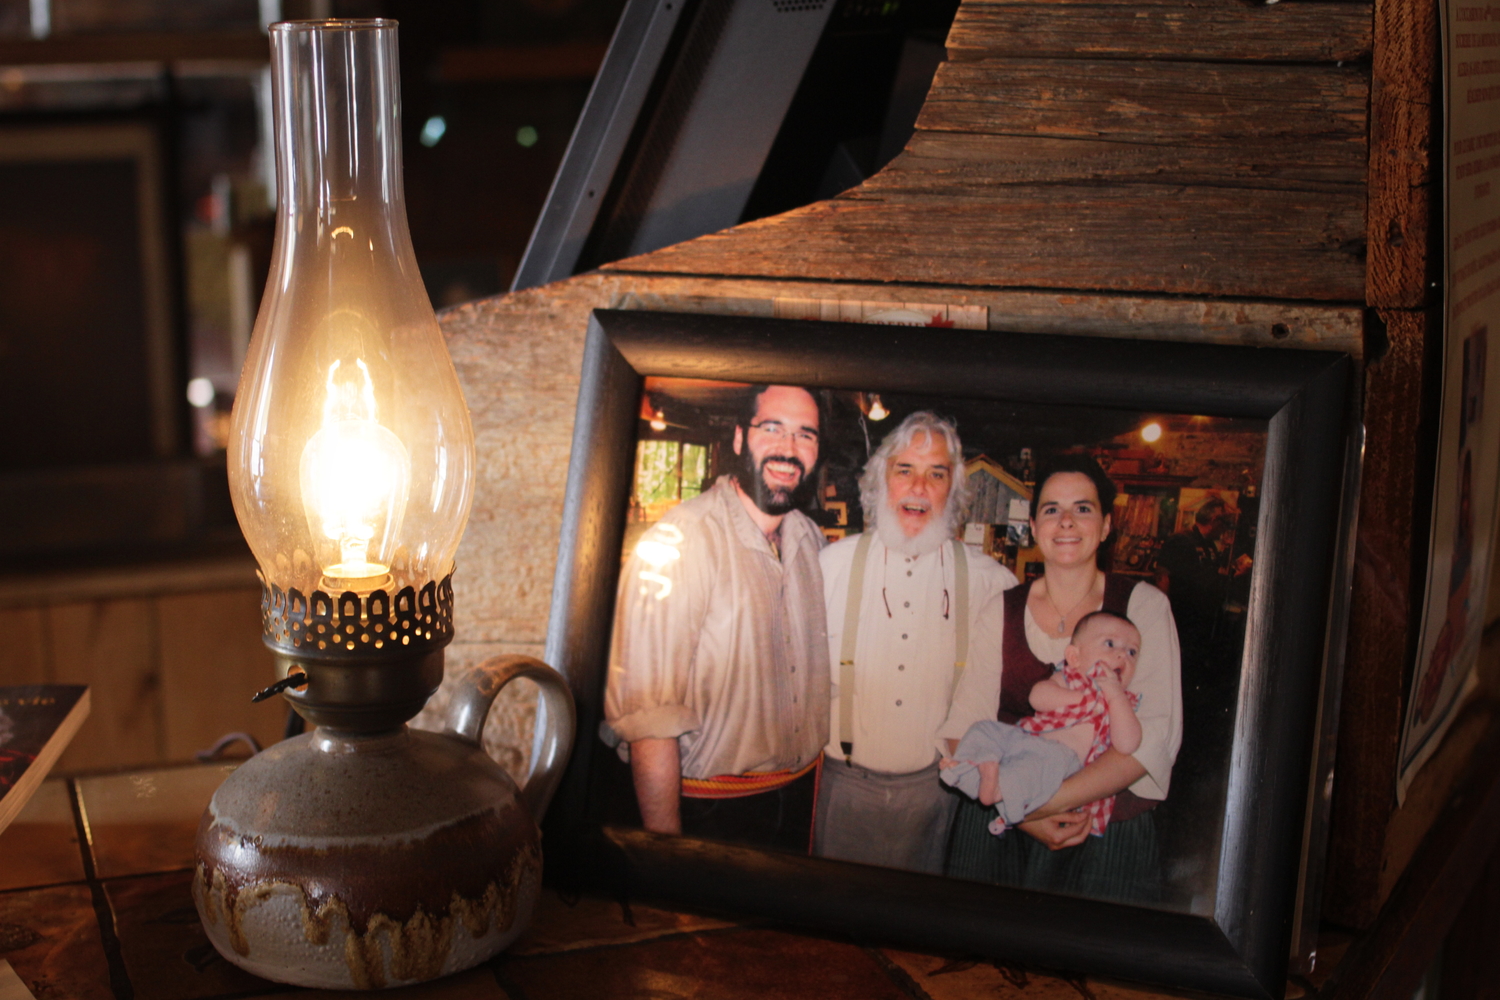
<box><xmin>45</xmin><ymin>599</ymin><xmax>162</xmax><ymax>773</ymax></box>
<box><xmin>156</xmin><ymin>588</ymin><xmax>283</xmax><ymax>761</ymax></box>
<box><xmin>0</xmin><ymin>559</ymin><xmax>271</xmax><ymax>775</ymax></box>
<box><xmin>1326</xmin><ymin>309</ymin><xmax>1432</xmax><ymax>927</ymax></box>
<box><xmin>611</xmin><ymin>187</ymin><xmax>1366</xmax><ymax>300</ymax></box>
<box><xmin>0</xmin><ymin>608</ymin><xmax>48</xmax><ymax>686</ymax></box>
<box><xmin>917</xmin><ymin>60</ymin><xmax>1367</xmax><ymax>150</ymax></box>
<box><xmin>1366</xmin><ymin>0</ymin><xmax>1439</xmax><ymax>307</ymax></box>
<box><xmin>946</xmin><ymin>0</ymin><xmax>1373</xmax><ymax>63</ymax></box>
<box><xmin>877</xmin><ymin>131</ymin><xmax>1363</xmax><ymax>193</ymax></box>
<box><xmin>1316</xmin><ymin>0</ymin><xmax>1443</xmax><ymax>925</ymax></box>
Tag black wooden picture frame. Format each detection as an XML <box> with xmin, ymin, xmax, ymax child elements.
<box><xmin>540</xmin><ymin>308</ymin><xmax>1356</xmax><ymax>1000</ymax></box>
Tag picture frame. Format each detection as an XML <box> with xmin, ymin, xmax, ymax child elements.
<box><xmin>541</xmin><ymin>308</ymin><xmax>1356</xmax><ymax>1000</ymax></box>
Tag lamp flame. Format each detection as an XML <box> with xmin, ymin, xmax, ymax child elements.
<box><xmin>299</xmin><ymin>358</ymin><xmax>410</xmax><ymax>587</ymax></box>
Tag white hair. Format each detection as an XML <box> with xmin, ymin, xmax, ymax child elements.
<box><xmin>859</xmin><ymin>411</ymin><xmax>969</xmax><ymax>555</ymax></box>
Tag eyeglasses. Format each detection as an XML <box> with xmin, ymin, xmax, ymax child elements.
<box><xmin>748</xmin><ymin>420</ymin><xmax>819</xmax><ymax>446</ymax></box>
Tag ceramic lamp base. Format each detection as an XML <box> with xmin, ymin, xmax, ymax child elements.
<box><xmin>193</xmin><ymin>649</ymin><xmax>575</xmax><ymax>991</ymax></box>
<box><xmin>193</xmin><ymin>726</ymin><xmax>542</xmax><ymax>990</ymax></box>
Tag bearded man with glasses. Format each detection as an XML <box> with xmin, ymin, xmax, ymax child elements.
<box><xmin>602</xmin><ymin>384</ymin><xmax>831</xmax><ymax>853</ymax></box>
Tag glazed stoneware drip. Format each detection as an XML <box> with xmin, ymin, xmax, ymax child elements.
<box><xmin>195</xmin><ymin>831</ymin><xmax>540</xmax><ymax>988</ymax></box>
<box><xmin>193</xmin><ymin>654</ymin><xmax>574</xmax><ymax>989</ymax></box>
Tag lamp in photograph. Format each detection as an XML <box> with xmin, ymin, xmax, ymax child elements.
<box><xmin>857</xmin><ymin>391</ymin><xmax>890</xmax><ymax>421</ymax></box>
<box><xmin>192</xmin><ymin>20</ymin><xmax>574</xmax><ymax>990</ymax></box>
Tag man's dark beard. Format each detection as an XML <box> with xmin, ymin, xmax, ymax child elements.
<box><xmin>735</xmin><ymin>448</ymin><xmax>815</xmax><ymax>515</ymax></box>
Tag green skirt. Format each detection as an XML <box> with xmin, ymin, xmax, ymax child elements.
<box><xmin>945</xmin><ymin>796</ymin><xmax>1162</xmax><ymax>906</ymax></box>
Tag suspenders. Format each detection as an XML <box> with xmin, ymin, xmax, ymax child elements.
<box><xmin>838</xmin><ymin>535</ymin><xmax>970</xmax><ymax>763</ymax></box>
<box><xmin>837</xmin><ymin>534</ymin><xmax>873</xmax><ymax>762</ymax></box>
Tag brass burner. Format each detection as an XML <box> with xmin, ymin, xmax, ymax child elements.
<box><xmin>260</xmin><ymin>573</ymin><xmax>455</xmax><ymax>659</ymax></box>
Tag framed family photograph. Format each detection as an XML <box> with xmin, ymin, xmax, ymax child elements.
<box><xmin>541</xmin><ymin>309</ymin><xmax>1357</xmax><ymax>999</ymax></box>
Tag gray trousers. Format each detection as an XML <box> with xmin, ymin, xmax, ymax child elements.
<box><xmin>941</xmin><ymin>720</ymin><xmax>1082</xmax><ymax>828</ymax></box>
<box><xmin>813</xmin><ymin>759</ymin><xmax>957</xmax><ymax>875</ymax></box>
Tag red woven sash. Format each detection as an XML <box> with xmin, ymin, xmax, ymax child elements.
<box><xmin>680</xmin><ymin>758</ymin><xmax>818</xmax><ymax>799</ymax></box>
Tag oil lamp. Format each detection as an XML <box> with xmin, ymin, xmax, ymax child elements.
<box><xmin>192</xmin><ymin>20</ymin><xmax>575</xmax><ymax>990</ymax></box>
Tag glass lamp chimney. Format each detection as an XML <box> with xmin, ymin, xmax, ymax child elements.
<box><xmin>228</xmin><ymin>20</ymin><xmax>474</xmax><ymax>610</ymax></box>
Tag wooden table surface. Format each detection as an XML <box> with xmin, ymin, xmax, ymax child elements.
<box><xmin>0</xmin><ymin>761</ymin><xmax>1348</xmax><ymax>1000</ymax></box>
<box><xmin>0</xmin><ymin>762</ymin><xmax>1392</xmax><ymax>1000</ymax></box>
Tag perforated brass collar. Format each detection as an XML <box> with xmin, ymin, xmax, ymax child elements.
<box><xmin>259</xmin><ymin>573</ymin><xmax>455</xmax><ymax>660</ymax></box>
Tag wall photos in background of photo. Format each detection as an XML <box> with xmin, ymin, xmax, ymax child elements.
<box><xmin>543</xmin><ymin>309</ymin><xmax>1357</xmax><ymax>1000</ymax></box>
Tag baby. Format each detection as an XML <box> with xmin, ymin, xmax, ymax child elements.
<box><xmin>941</xmin><ymin>610</ymin><xmax>1143</xmax><ymax>836</ymax></box>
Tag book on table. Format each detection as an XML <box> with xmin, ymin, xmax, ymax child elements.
<box><xmin>0</xmin><ymin>685</ymin><xmax>89</xmax><ymax>836</ymax></box>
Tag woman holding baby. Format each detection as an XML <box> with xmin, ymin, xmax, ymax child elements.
<box><xmin>939</xmin><ymin>455</ymin><xmax>1182</xmax><ymax>904</ymax></box>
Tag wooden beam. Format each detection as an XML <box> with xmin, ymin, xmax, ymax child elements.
<box><xmin>605</xmin><ymin>7</ymin><xmax>1372</xmax><ymax>299</ymax></box>
<box><xmin>1366</xmin><ymin>0</ymin><xmax>1439</xmax><ymax>308</ymax></box>
<box><xmin>876</xmin><ymin>130</ymin><xmax>1364</xmax><ymax>194</ymax></box>
<box><xmin>1324</xmin><ymin>308</ymin><xmax>1432</xmax><ymax>927</ymax></box>
<box><xmin>917</xmin><ymin>59</ymin><xmax>1368</xmax><ymax>150</ymax></box>
<box><xmin>946</xmin><ymin>0</ymin><xmax>1373</xmax><ymax>64</ymax></box>
<box><xmin>606</xmin><ymin>185</ymin><xmax>1367</xmax><ymax>301</ymax></box>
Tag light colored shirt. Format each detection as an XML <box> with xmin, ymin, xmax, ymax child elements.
<box><xmin>602</xmin><ymin>476</ymin><xmax>830</xmax><ymax>779</ymax></box>
<box><xmin>939</xmin><ymin>580</ymin><xmax>1181</xmax><ymax>800</ymax></box>
<box><xmin>822</xmin><ymin>533</ymin><xmax>1016</xmax><ymax>774</ymax></box>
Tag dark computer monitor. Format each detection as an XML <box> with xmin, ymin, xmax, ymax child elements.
<box><xmin>512</xmin><ymin>0</ymin><xmax>957</xmax><ymax>290</ymax></box>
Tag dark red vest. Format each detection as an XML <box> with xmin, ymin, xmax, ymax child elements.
<box><xmin>999</xmin><ymin>574</ymin><xmax>1156</xmax><ymax>822</ymax></box>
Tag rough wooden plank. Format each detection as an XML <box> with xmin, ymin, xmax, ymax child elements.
<box><xmin>0</xmin><ymin>779</ymin><xmax>86</xmax><ymax>891</ymax></box>
<box><xmin>497</xmin><ymin>926</ymin><xmax>912</xmax><ymax>1000</ymax></box>
<box><xmin>883</xmin><ymin>947</ymin><xmax>1199</xmax><ymax>999</ymax></box>
<box><xmin>1366</xmin><ymin>0</ymin><xmax>1438</xmax><ymax>307</ymax></box>
<box><xmin>604</xmin><ymin>187</ymin><xmax>1367</xmax><ymax>301</ymax></box>
<box><xmin>44</xmin><ymin>599</ymin><xmax>162</xmax><ymax>773</ymax></box>
<box><xmin>238</xmin><ymin>968</ymin><xmax>507</xmax><ymax>1000</ymax></box>
<box><xmin>869</xmin><ymin>131</ymin><xmax>1365</xmax><ymax>194</ymax></box>
<box><xmin>597</xmin><ymin>275</ymin><xmax>1365</xmax><ymax>350</ymax></box>
<box><xmin>511</xmin><ymin>887</ymin><xmax>736</xmax><ymax>956</ymax></box>
<box><xmin>946</xmin><ymin>0</ymin><xmax>1373</xmax><ymax>64</ymax></box>
<box><xmin>1325</xmin><ymin>308</ymin><xmax>1430</xmax><ymax>928</ymax></box>
<box><xmin>0</xmin><ymin>883</ymin><xmax>115</xmax><ymax>1000</ymax></box>
<box><xmin>155</xmin><ymin>588</ymin><xmax>283</xmax><ymax>762</ymax></box>
<box><xmin>101</xmin><ymin>870</ymin><xmax>284</xmax><ymax>1000</ymax></box>
<box><xmin>917</xmin><ymin>59</ymin><xmax>1368</xmax><ymax>149</ymax></box>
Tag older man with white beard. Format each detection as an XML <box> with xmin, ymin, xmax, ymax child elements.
<box><xmin>813</xmin><ymin>411</ymin><xmax>1016</xmax><ymax>874</ymax></box>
